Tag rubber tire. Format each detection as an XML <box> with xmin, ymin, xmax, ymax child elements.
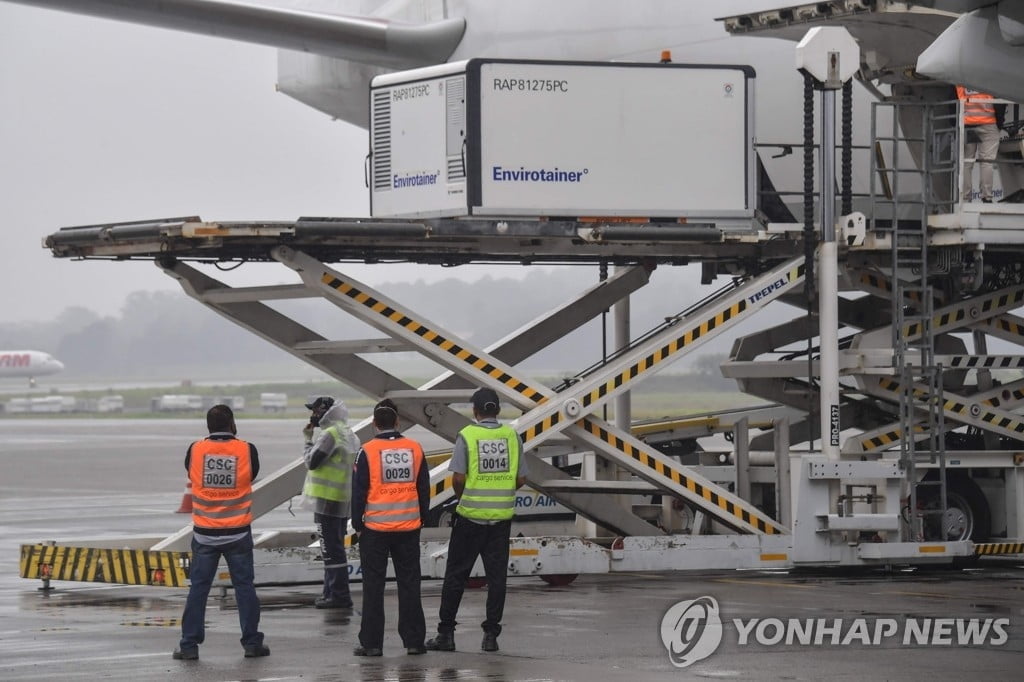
<box><xmin>921</xmin><ymin>473</ymin><xmax>991</xmax><ymax>542</ymax></box>
<box><xmin>950</xmin><ymin>474</ymin><xmax>992</xmax><ymax>542</ymax></box>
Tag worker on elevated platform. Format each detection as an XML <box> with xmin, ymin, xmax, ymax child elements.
<box><xmin>174</xmin><ymin>404</ymin><xmax>269</xmax><ymax>661</ymax></box>
<box><xmin>302</xmin><ymin>396</ymin><xmax>360</xmax><ymax>609</ymax></box>
<box><xmin>958</xmin><ymin>85</ymin><xmax>1006</xmax><ymax>204</ymax></box>
<box><xmin>426</xmin><ymin>387</ymin><xmax>528</xmax><ymax>653</ymax></box>
<box><xmin>350</xmin><ymin>399</ymin><xmax>430</xmax><ymax>657</ymax></box>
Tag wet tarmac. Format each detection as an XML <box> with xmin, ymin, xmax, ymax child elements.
<box><xmin>2</xmin><ymin>419</ymin><xmax>1024</xmax><ymax>681</ymax></box>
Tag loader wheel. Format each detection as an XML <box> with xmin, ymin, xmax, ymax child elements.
<box><xmin>921</xmin><ymin>474</ymin><xmax>991</xmax><ymax>542</ymax></box>
<box><xmin>539</xmin><ymin>574</ymin><xmax>578</xmax><ymax>586</ymax></box>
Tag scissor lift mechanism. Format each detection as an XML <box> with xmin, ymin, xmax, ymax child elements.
<box><xmin>20</xmin><ymin>193</ymin><xmax>1024</xmax><ymax>587</ymax></box>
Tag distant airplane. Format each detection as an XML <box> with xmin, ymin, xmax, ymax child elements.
<box><xmin>0</xmin><ymin>350</ymin><xmax>65</xmax><ymax>386</ymax></box>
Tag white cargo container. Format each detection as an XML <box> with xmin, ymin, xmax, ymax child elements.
<box><xmin>369</xmin><ymin>58</ymin><xmax>755</xmax><ymax>219</ymax></box>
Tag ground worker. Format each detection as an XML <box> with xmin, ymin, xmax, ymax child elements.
<box><xmin>350</xmin><ymin>399</ymin><xmax>430</xmax><ymax>656</ymax></box>
<box><xmin>426</xmin><ymin>387</ymin><xmax>528</xmax><ymax>653</ymax></box>
<box><xmin>302</xmin><ymin>396</ymin><xmax>360</xmax><ymax>609</ymax></box>
<box><xmin>958</xmin><ymin>84</ymin><xmax>1006</xmax><ymax>203</ymax></box>
<box><xmin>174</xmin><ymin>404</ymin><xmax>269</xmax><ymax>660</ymax></box>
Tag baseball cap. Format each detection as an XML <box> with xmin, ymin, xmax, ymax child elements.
<box><xmin>304</xmin><ymin>396</ymin><xmax>335</xmax><ymax>411</ymax></box>
<box><xmin>471</xmin><ymin>387</ymin><xmax>500</xmax><ymax>413</ymax></box>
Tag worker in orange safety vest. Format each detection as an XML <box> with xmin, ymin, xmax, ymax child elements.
<box><xmin>174</xmin><ymin>404</ymin><xmax>269</xmax><ymax>661</ymax></box>
<box><xmin>957</xmin><ymin>85</ymin><xmax>1006</xmax><ymax>203</ymax></box>
<box><xmin>350</xmin><ymin>398</ymin><xmax>430</xmax><ymax>657</ymax></box>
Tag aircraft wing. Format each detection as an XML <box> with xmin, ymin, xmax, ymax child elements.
<box><xmin>719</xmin><ymin>0</ymin><xmax>1024</xmax><ymax>102</ymax></box>
<box><xmin>2</xmin><ymin>0</ymin><xmax>466</xmax><ymax>70</ymax></box>
<box><xmin>718</xmin><ymin>0</ymin><xmax>959</xmax><ymax>85</ymax></box>
<box><xmin>916</xmin><ymin>2</ymin><xmax>1024</xmax><ymax>103</ymax></box>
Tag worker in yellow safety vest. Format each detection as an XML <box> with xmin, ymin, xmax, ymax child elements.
<box><xmin>426</xmin><ymin>387</ymin><xmax>527</xmax><ymax>653</ymax></box>
<box><xmin>302</xmin><ymin>396</ymin><xmax>360</xmax><ymax>609</ymax></box>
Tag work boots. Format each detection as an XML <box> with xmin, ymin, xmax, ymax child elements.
<box><xmin>481</xmin><ymin>632</ymin><xmax>499</xmax><ymax>652</ymax></box>
<box><xmin>425</xmin><ymin>631</ymin><xmax>455</xmax><ymax>651</ymax></box>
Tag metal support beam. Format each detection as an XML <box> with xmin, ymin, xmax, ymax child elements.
<box><xmin>275</xmin><ymin>247</ymin><xmax>791</xmax><ymax>535</ymax></box>
<box><xmin>158</xmin><ymin>255</ymin><xmax>661</xmax><ymax>542</ymax></box>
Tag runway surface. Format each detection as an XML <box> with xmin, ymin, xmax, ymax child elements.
<box><xmin>2</xmin><ymin>418</ymin><xmax>1023</xmax><ymax>681</ymax></box>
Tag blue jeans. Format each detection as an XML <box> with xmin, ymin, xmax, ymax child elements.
<box><xmin>179</xmin><ymin>533</ymin><xmax>264</xmax><ymax>651</ymax></box>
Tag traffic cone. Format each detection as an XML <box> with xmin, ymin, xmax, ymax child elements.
<box><xmin>175</xmin><ymin>481</ymin><xmax>193</xmax><ymax>514</ymax></box>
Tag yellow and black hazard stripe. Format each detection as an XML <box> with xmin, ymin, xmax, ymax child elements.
<box><xmin>970</xmin><ymin>407</ymin><xmax>1024</xmax><ymax>435</ymax></box>
<box><xmin>877</xmin><ymin>377</ymin><xmax>904</xmax><ymax>395</ymax></box>
<box><xmin>575</xmin><ymin>262</ymin><xmax>804</xmax><ymax>411</ymax></box>
<box><xmin>521</xmin><ymin>413</ymin><xmax>564</xmax><ymax>443</ymax></box>
<box><xmin>987</xmin><ymin>385</ymin><xmax>1024</xmax><ymax>409</ymax></box>
<box><xmin>858</xmin><ymin>272</ymin><xmax>892</xmax><ymax>294</ymax></box>
<box><xmin>856</xmin><ymin>272</ymin><xmax>933</xmax><ymax>304</ymax></box>
<box><xmin>578</xmin><ymin>420</ymin><xmax>783</xmax><ymax>535</ymax></box>
<box><xmin>858</xmin><ymin>424</ymin><xmax>925</xmax><ymax>451</ymax></box>
<box><xmin>984</xmin><ymin>316</ymin><xmax>1024</xmax><ymax>340</ymax></box>
<box><xmin>877</xmin><ymin>377</ymin><xmax>1024</xmax><ymax>410</ymax></box>
<box><xmin>431</xmin><ymin>475</ymin><xmax>453</xmax><ymax>499</ymax></box>
<box><xmin>947</xmin><ymin>355</ymin><xmax>1024</xmax><ymax>370</ymax></box>
<box><xmin>902</xmin><ymin>308</ymin><xmax>967</xmax><ymax>340</ymax></box>
<box><xmin>879</xmin><ymin>377</ymin><xmax>1024</xmax><ymax>436</ymax></box>
<box><xmin>975</xmin><ymin>542</ymin><xmax>1024</xmax><ymax>556</ymax></box>
<box><xmin>860</xmin><ymin>429</ymin><xmax>902</xmax><ymax>450</ymax></box>
<box><xmin>321</xmin><ymin>273</ymin><xmax>548</xmax><ymax>406</ymax></box>
<box><xmin>20</xmin><ymin>544</ymin><xmax>189</xmax><ymax>587</ymax></box>
<box><xmin>904</xmin><ymin>288</ymin><xmax>1024</xmax><ymax>339</ymax></box>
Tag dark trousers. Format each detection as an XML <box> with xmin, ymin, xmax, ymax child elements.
<box><xmin>315</xmin><ymin>512</ymin><xmax>352</xmax><ymax>604</ymax></box>
<box><xmin>180</xmin><ymin>533</ymin><xmax>263</xmax><ymax>651</ymax></box>
<box><xmin>437</xmin><ymin>514</ymin><xmax>511</xmax><ymax>635</ymax></box>
<box><xmin>358</xmin><ymin>527</ymin><xmax>425</xmax><ymax>649</ymax></box>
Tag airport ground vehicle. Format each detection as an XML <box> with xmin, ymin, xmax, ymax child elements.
<box><xmin>259</xmin><ymin>392</ymin><xmax>288</xmax><ymax>413</ymax></box>
<box><xmin>95</xmin><ymin>395</ymin><xmax>124</xmax><ymax>413</ymax></box>
<box><xmin>4</xmin><ymin>395</ymin><xmax>76</xmax><ymax>414</ymax></box>
<box><xmin>23</xmin><ymin>88</ymin><xmax>1024</xmax><ymax>588</ymax></box>
<box><xmin>15</xmin><ymin>5</ymin><xmax>1024</xmax><ymax>588</ymax></box>
<box><xmin>150</xmin><ymin>394</ymin><xmax>203</xmax><ymax>412</ymax></box>
<box><xmin>207</xmin><ymin>395</ymin><xmax>245</xmax><ymax>411</ymax></box>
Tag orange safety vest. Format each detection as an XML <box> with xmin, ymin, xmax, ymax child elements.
<box><xmin>957</xmin><ymin>86</ymin><xmax>997</xmax><ymax>126</ymax></box>
<box><xmin>362</xmin><ymin>436</ymin><xmax>425</xmax><ymax>532</ymax></box>
<box><xmin>188</xmin><ymin>438</ymin><xmax>254</xmax><ymax>531</ymax></box>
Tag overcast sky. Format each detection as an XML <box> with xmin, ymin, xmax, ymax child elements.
<box><xmin>0</xmin><ymin>3</ymin><xmax>570</xmax><ymax>326</ymax></box>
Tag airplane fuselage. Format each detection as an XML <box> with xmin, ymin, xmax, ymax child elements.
<box><xmin>0</xmin><ymin>350</ymin><xmax>65</xmax><ymax>379</ymax></box>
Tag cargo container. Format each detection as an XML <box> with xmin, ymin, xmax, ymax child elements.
<box><xmin>369</xmin><ymin>58</ymin><xmax>755</xmax><ymax>219</ymax></box>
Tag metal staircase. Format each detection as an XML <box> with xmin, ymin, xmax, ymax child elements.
<box><xmin>870</xmin><ymin>99</ymin><xmax>954</xmax><ymax>541</ymax></box>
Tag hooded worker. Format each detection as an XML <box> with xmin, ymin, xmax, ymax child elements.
<box><xmin>302</xmin><ymin>396</ymin><xmax>360</xmax><ymax>608</ymax></box>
